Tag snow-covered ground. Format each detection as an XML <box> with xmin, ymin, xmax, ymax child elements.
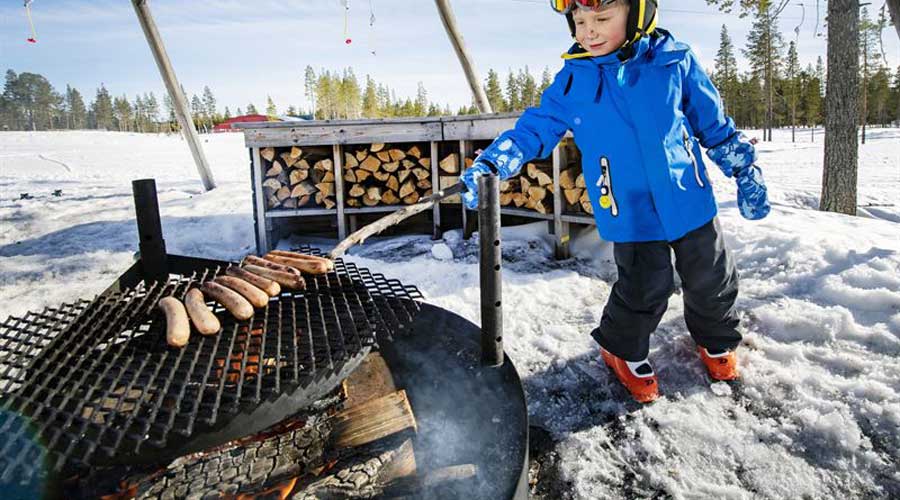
<box><xmin>1</xmin><ymin>128</ymin><xmax>899</xmax><ymax>498</ymax></box>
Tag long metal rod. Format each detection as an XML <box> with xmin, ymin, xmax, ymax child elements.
<box><xmin>434</xmin><ymin>0</ymin><xmax>493</xmax><ymax>114</ymax></box>
<box><xmin>132</xmin><ymin>0</ymin><xmax>216</xmax><ymax>191</ymax></box>
<box><xmin>479</xmin><ymin>173</ymin><xmax>503</xmax><ymax>367</ymax></box>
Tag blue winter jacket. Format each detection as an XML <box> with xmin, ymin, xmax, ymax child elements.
<box><xmin>488</xmin><ymin>29</ymin><xmax>752</xmax><ymax>243</ymax></box>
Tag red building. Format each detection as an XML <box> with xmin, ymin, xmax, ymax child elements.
<box><xmin>213</xmin><ymin>114</ymin><xmax>274</xmax><ymax>133</ymax></box>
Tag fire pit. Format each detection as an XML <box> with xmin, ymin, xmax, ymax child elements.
<box><xmin>0</xmin><ymin>179</ymin><xmax>529</xmax><ymax>499</ymax></box>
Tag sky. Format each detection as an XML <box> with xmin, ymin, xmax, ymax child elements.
<box><xmin>0</xmin><ymin>0</ymin><xmax>898</xmax><ymax>113</ymax></box>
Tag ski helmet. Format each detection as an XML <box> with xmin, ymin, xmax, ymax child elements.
<box><xmin>564</xmin><ymin>0</ymin><xmax>659</xmax><ymax>51</ymax></box>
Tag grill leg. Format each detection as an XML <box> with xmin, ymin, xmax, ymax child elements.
<box><xmin>478</xmin><ymin>173</ymin><xmax>503</xmax><ymax>367</ymax></box>
<box><xmin>132</xmin><ymin>178</ymin><xmax>168</xmax><ymax>283</ymax></box>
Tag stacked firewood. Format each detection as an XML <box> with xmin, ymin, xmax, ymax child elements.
<box><xmin>343</xmin><ymin>143</ymin><xmax>436</xmax><ymax>207</ymax></box>
<box><xmin>559</xmin><ymin>167</ymin><xmax>593</xmax><ymax>215</ymax></box>
<box><xmin>261</xmin><ymin>146</ymin><xmax>336</xmax><ymax>210</ymax></box>
<box><xmin>497</xmin><ymin>162</ymin><xmax>555</xmax><ymax>214</ymax></box>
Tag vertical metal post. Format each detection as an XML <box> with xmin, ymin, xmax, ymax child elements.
<box><xmin>132</xmin><ymin>0</ymin><xmax>216</xmax><ymax>191</ymax></box>
<box><xmin>479</xmin><ymin>173</ymin><xmax>503</xmax><ymax>367</ymax></box>
<box><xmin>132</xmin><ymin>179</ymin><xmax>168</xmax><ymax>283</ymax></box>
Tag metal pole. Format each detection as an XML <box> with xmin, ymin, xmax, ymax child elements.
<box><xmin>479</xmin><ymin>173</ymin><xmax>503</xmax><ymax>367</ymax></box>
<box><xmin>131</xmin><ymin>0</ymin><xmax>217</xmax><ymax>191</ymax></box>
<box><xmin>434</xmin><ymin>0</ymin><xmax>494</xmax><ymax>114</ymax></box>
<box><xmin>132</xmin><ymin>179</ymin><xmax>169</xmax><ymax>283</ymax></box>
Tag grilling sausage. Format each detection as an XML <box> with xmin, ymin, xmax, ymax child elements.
<box><xmin>264</xmin><ymin>253</ymin><xmax>331</xmax><ymax>275</ymax></box>
<box><xmin>214</xmin><ymin>276</ymin><xmax>270</xmax><ymax>309</ymax></box>
<box><xmin>242</xmin><ymin>264</ymin><xmax>306</xmax><ymax>290</ymax></box>
<box><xmin>242</xmin><ymin>255</ymin><xmax>301</xmax><ymax>277</ymax></box>
<box><xmin>200</xmin><ymin>281</ymin><xmax>254</xmax><ymax>321</ymax></box>
<box><xmin>184</xmin><ymin>288</ymin><xmax>221</xmax><ymax>335</ymax></box>
<box><xmin>158</xmin><ymin>296</ymin><xmax>190</xmax><ymax>347</ymax></box>
<box><xmin>225</xmin><ymin>266</ymin><xmax>280</xmax><ymax>297</ymax></box>
<box><xmin>268</xmin><ymin>250</ymin><xmax>335</xmax><ymax>271</ymax></box>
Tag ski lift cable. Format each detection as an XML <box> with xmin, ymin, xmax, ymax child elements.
<box><xmin>342</xmin><ymin>0</ymin><xmax>352</xmax><ymax>45</ymax></box>
<box><xmin>793</xmin><ymin>2</ymin><xmax>806</xmax><ymax>41</ymax></box>
<box><xmin>24</xmin><ymin>0</ymin><xmax>38</xmax><ymax>44</ymax></box>
<box><xmin>368</xmin><ymin>0</ymin><xmax>377</xmax><ymax>56</ymax></box>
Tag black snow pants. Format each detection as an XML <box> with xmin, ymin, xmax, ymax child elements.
<box><xmin>591</xmin><ymin>218</ymin><xmax>741</xmax><ymax>362</ymax></box>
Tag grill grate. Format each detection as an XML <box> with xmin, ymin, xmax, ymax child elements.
<box><xmin>0</xmin><ymin>247</ymin><xmax>422</xmax><ymax>486</ymax></box>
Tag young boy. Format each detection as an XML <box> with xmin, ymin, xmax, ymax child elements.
<box><xmin>461</xmin><ymin>0</ymin><xmax>770</xmax><ymax>403</ymax></box>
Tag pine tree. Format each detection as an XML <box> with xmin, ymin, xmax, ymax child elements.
<box><xmin>266</xmin><ymin>96</ymin><xmax>277</xmax><ymax>119</ymax></box>
<box><xmin>93</xmin><ymin>85</ymin><xmax>114</xmax><ymax>131</ymax></box>
<box><xmin>202</xmin><ymin>86</ymin><xmax>217</xmax><ymax>125</ymax></box>
<box><xmin>505</xmin><ymin>70</ymin><xmax>521</xmax><ymax>111</ymax></box>
<box><xmin>246</xmin><ymin>103</ymin><xmax>258</xmax><ymax>115</ymax></box>
<box><xmin>362</xmin><ymin>75</ymin><xmax>379</xmax><ymax>117</ymax></box>
<box><xmin>190</xmin><ymin>94</ymin><xmax>205</xmax><ymax>131</ymax></box>
<box><xmin>858</xmin><ymin>7</ymin><xmax>883</xmax><ymax>143</ymax></box>
<box><xmin>714</xmin><ymin>25</ymin><xmax>739</xmax><ymax>116</ymax></box>
<box><xmin>742</xmin><ymin>2</ymin><xmax>784</xmax><ymax>141</ymax></box>
<box><xmin>145</xmin><ymin>92</ymin><xmax>159</xmax><ymax>131</ymax></box>
<box><xmin>892</xmin><ymin>66</ymin><xmax>900</xmax><ymax>125</ymax></box>
<box><xmin>785</xmin><ymin>41</ymin><xmax>800</xmax><ymax>142</ymax></box>
<box><xmin>66</xmin><ymin>85</ymin><xmax>87</xmax><ymax>130</ymax></box>
<box><xmin>519</xmin><ymin>67</ymin><xmax>538</xmax><ymax>109</ymax></box>
<box><xmin>539</xmin><ymin>67</ymin><xmax>552</xmax><ymax>95</ymax></box>
<box><xmin>223</xmin><ymin>106</ymin><xmax>232</xmax><ymax>121</ymax></box>
<box><xmin>113</xmin><ymin>94</ymin><xmax>133</xmax><ymax>132</ymax></box>
<box><xmin>304</xmin><ymin>65</ymin><xmax>317</xmax><ymax>117</ymax></box>
<box><xmin>484</xmin><ymin>69</ymin><xmax>505</xmax><ymax>113</ymax></box>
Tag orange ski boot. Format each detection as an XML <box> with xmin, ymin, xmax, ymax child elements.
<box><xmin>600</xmin><ymin>348</ymin><xmax>659</xmax><ymax>403</ymax></box>
<box><xmin>698</xmin><ymin>347</ymin><xmax>739</xmax><ymax>381</ymax></box>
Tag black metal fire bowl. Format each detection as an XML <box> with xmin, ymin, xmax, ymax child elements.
<box><xmin>380</xmin><ymin>302</ymin><xmax>529</xmax><ymax>500</ymax></box>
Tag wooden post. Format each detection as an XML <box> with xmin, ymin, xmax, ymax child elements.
<box><xmin>131</xmin><ymin>0</ymin><xmax>216</xmax><ymax>192</ymax></box>
<box><xmin>434</xmin><ymin>0</ymin><xmax>493</xmax><ymax>114</ymax></box>
<box><xmin>552</xmin><ymin>143</ymin><xmax>571</xmax><ymax>260</ymax></box>
<box><xmin>250</xmin><ymin>148</ymin><xmax>270</xmax><ymax>254</ymax></box>
<box><xmin>333</xmin><ymin>144</ymin><xmax>348</xmax><ymax>240</ymax></box>
<box><xmin>430</xmin><ymin>141</ymin><xmax>442</xmax><ymax>240</ymax></box>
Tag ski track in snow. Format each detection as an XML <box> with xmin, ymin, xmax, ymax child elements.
<box><xmin>1</xmin><ymin>129</ymin><xmax>899</xmax><ymax>499</ymax></box>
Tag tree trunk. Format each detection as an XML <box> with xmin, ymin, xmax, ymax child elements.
<box><xmin>821</xmin><ymin>0</ymin><xmax>860</xmax><ymax>215</ymax></box>
<box><xmin>861</xmin><ymin>35</ymin><xmax>868</xmax><ymax>145</ymax></box>
<box><xmin>887</xmin><ymin>0</ymin><xmax>900</xmax><ymax>40</ymax></box>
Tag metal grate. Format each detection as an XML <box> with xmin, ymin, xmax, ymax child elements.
<box><xmin>0</xmin><ymin>247</ymin><xmax>422</xmax><ymax>486</ymax></box>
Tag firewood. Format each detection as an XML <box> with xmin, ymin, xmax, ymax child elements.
<box><xmin>323</xmin><ymin>198</ymin><xmax>336</xmax><ymax>210</ymax></box>
<box><xmin>520</xmin><ymin>176</ymin><xmax>532</xmax><ymax>193</ymax></box>
<box><xmin>406</xmin><ymin>145</ymin><xmax>421</xmax><ymax>158</ymax></box>
<box><xmin>275</xmin><ymin>186</ymin><xmax>291</xmax><ymax>202</ymax></box>
<box><xmin>261</xmin><ymin>147</ymin><xmax>275</xmax><ymax>162</ymax></box>
<box><xmin>291</xmin><ymin>181</ymin><xmax>316</xmax><ymax>198</ymax></box>
<box><xmin>382</xmin><ymin>161</ymin><xmax>400</xmax><ymax>173</ymax></box>
<box><xmin>423</xmin><ymin>189</ymin><xmax>433</xmax><ymax>197</ymax></box>
<box><xmin>383</xmin><ymin>464</ymin><xmax>478</xmax><ymax>496</ymax></box>
<box><xmin>439</xmin><ymin>176</ymin><xmax>461</xmax><ymax>203</ymax></box>
<box><xmin>411</xmin><ymin>168</ymin><xmax>430</xmax><ymax>181</ymax></box>
<box><xmin>583</xmin><ymin>201</ymin><xmax>594</xmax><ymax>214</ymax></box>
<box><xmin>366</xmin><ymin>187</ymin><xmax>382</xmax><ymax>202</ymax></box>
<box><xmin>535</xmin><ymin>170</ymin><xmax>553</xmax><ymax>187</ymax></box>
<box><xmin>528</xmin><ymin>186</ymin><xmax>548</xmax><ymax>201</ymax></box>
<box><xmin>362</xmin><ymin>194</ymin><xmax>380</xmax><ymax>207</ymax></box>
<box><xmin>526</xmin><ymin>162</ymin><xmax>539</xmax><ymax>179</ymax></box>
<box><xmin>262</xmin><ymin>178</ymin><xmax>282</xmax><ymax>192</ymax></box>
<box><xmin>360</xmin><ymin>155</ymin><xmax>381</xmax><ymax>173</ymax></box>
<box><xmin>322</xmin><ymin>170</ymin><xmax>335</xmax><ymax>183</ymax></box>
<box><xmin>267</xmin><ymin>195</ymin><xmax>279</xmax><ymax>208</ymax></box>
<box><xmin>580</xmin><ymin>189</ymin><xmax>589</xmax><ymax>203</ymax></box>
<box><xmin>330</xmin><ymin>390</ymin><xmax>416</xmax><ymax>449</ymax></box>
<box><xmin>298</xmin><ymin>194</ymin><xmax>311</xmax><ymax>206</ymax></box>
<box><xmin>465</xmin><ymin>157</ymin><xmax>474</xmax><ymax>169</ymax></box>
<box><xmin>355</xmin><ymin>150</ymin><xmax>368</xmax><ymax>162</ymax></box>
<box><xmin>315</xmin><ymin>191</ymin><xmax>325</xmax><ymax>205</ymax></box>
<box><xmin>297</xmin><ymin>159</ymin><xmax>311</xmax><ymax>170</ymax></box>
<box><xmin>282</xmin><ymin>197</ymin><xmax>298</xmax><ymax>209</ymax></box>
<box><xmin>399</xmin><ymin>180</ymin><xmax>417</xmax><ymax>199</ymax></box>
<box><xmin>316</xmin><ymin>182</ymin><xmax>335</xmax><ymax>197</ymax></box>
<box><xmin>576</xmin><ymin>173</ymin><xmax>586</xmax><ymax>188</ymax></box>
<box><xmin>417</xmin><ymin>179</ymin><xmax>432</xmax><ymax>190</ymax></box>
<box><xmin>560</xmin><ymin>169</ymin><xmax>577</xmax><ymax>190</ymax></box>
<box><xmin>290</xmin><ymin>168</ymin><xmax>309</xmax><ymax>185</ymax></box>
<box><xmin>386</xmin><ymin>175</ymin><xmax>400</xmax><ymax>193</ymax></box>
<box><xmin>388</xmin><ymin>149</ymin><xmax>406</xmax><ymax>162</ymax></box>
<box><xmin>280</xmin><ymin>152</ymin><xmax>298</xmax><ymax>168</ymax></box>
<box><xmin>500</xmin><ymin>180</ymin><xmax>512</xmax><ymax>192</ymax></box>
<box><xmin>401</xmin><ymin>159</ymin><xmax>416</xmax><ymax>169</ymax></box>
<box><xmin>370</xmin><ymin>143</ymin><xmax>386</xmax><ymax>153</ymax></box>
<box><xmin>439</xmin><ymin>153</ymin><xmax>459</xmax><ymax>174</ymax></box>
<box><xmin>512</xmin><ymin>193</ymin><xmax>527</xmax><ymax>207</ymax></box>
<box><xmin>314</xmin><ymin>158</ymin><xmax>333</xmax><ymax>172</ymax></box>
<box><xmin>398</xmin><ymin>170</ymin><xmax>412</xmax><ymax>183</ymax></box>
<box><xmin>402</xmin><ymin>192</ymin><xmax>420</xmax><ymax>204</ymax></box>
<box><xmin>376</xmin><ymin>151</ymin><xmax>392</xmax><ymax>162</ymax></box>
<box><xmin>532</xmin><ymin>200</ymin><xmax>548</xmax><ymax>214</ymax></box>
<box><xmin>356</xmin><ymin>169</ymin><xmax>372</xmax><ymax>182</ymax></box>
<box><xmin>344</xmin><ymin>152</ymin><xmax>359</xmax><ymax>169</ymax></box>
<box><xmin>266</xmin><ymin>160</ymin><xmax>283</xmax><ymax>177</ymax></box>
<box><xmin>419</xmin><ymin>157</ymin><xmax>431</xmax><ymax>169</ymax></box>
<box><xmin>349</xmin><ymin>184</ymin><xmax>366</xmax><ymax>197</ymax></box>
<box><xmin>564</xmin><ymin>188</ymin><xmax>584</xmax><ymax>206</ymax></box>
<box><xmin>344</xmin><ymin>170</ymin><xmax>357</xmax><ymax>183</ymax></box>
<box><xmin>373</xmin><ymin>170</ymin><xmax>391</xmax><ymax>182</ymax></box>
<box><xmin>347</xmin><ymin>198</ymin><xmax>361</xmax><ymax>208</ymax></box>
<box><xmin>382</xmin><ymin>190</ymin><xmax>400</xmax><ymax>205</ymax></box>
<box><xmin>500</xmin><ymin>192</ymin><xmax>514</xmax><ymax>206</ymax></box>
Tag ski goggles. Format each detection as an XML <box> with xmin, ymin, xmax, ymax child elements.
<box><xmin>549</xmin><ymin>0</ymin><xmax>618</xmax><ymax>14</ymax></box>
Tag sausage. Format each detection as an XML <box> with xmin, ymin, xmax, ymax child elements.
<box><xmin>184</xmin><ymin>288</ymin><xmax>221</xmax><ymax>335</ymax></box>
<box><xmin>242</xmin><ymin>264</ymin><xmax>306</xmax><ymax>290</ymax></box>
<box><xmin>264</xmin><ymin>254</ymin><xmax>331</xmax><ymax>275</ymax></box>
<box><xmin>268</xmin><ymin>250</ymin><xmax>335</xmax><ymax>271</ymax></box>
<box><xmin>243</xmin><ymin>255</ymin><xmax>302</xmax><ymax>277</ymax></box>
<box><xmin>214</xmin><ymin>275</ymin><xmax>270</xmax><ymax>308</ymax></box>
<box><xmin>226</xmin><ymin>265</ymin><xmax>280</xmax><ymax>297</ymax></box>
<box><xmin>158</xmin><ymin>296</ymin><xmax>190</xmax><ymax>347</ymax></box>
<box><xmin>200</xmin><ymin>281</ymin><xmax>255</xmax><ymax>321</ymax></box>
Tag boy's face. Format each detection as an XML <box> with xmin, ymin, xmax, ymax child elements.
<box><xmin>573</xmin><ymin>2</ymin><xmax>630</xmax><ymax>57</ymax></box>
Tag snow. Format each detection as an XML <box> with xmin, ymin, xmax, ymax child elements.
<box><xmin>2</xmin><ymin>127</ymin><xmax>900</xmax><ymax>498</ymax></box>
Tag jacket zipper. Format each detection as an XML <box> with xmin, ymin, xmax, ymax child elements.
<box><xmin>598</xmin><ymin>157</ymin><xmax>619</xmax><ymax>217</ymax></box>
<box><xmin>682</xmin><ymin>129</ymin><xmax>705</xmax><ymax>188</ymax></box>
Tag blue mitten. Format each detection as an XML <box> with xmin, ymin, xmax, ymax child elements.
<box><xmin>735</xmin><ymin>165</ymin><xmax>770</xmax><ymax>220</ymax></box>
<box><xmin>461</xmin><ymin>137</ymin><xmax>526</xmax><ymax>210</ymax></box>
<box><xmin>706</xmin><ymin>132</ymin><xmax>757</xmax><ymax>178</ymax></box>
